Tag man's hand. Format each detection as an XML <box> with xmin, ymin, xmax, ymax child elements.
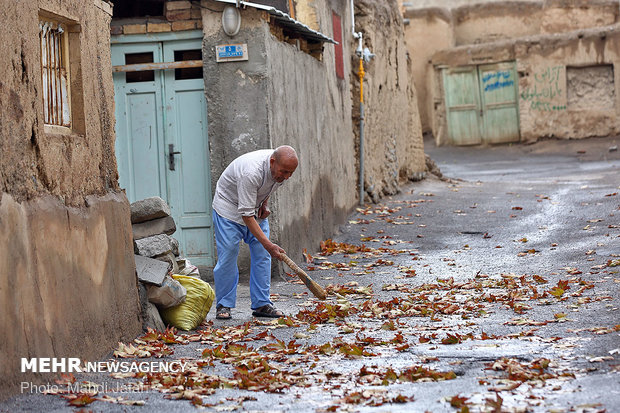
<box><xmin>258</xmin><ymin>203</ymin><xmax>271</xmax><ymax>219</ymax></box>
<box><xmin>265</xmin><ymin>241</ymin><xmax>285</xmax><ymax>260</ymax></box>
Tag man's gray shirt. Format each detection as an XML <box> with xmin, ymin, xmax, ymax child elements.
<box><xmin>212</xmin><ymin>149</ymin><xmax>282</xmax><ymax>225</ymax></box>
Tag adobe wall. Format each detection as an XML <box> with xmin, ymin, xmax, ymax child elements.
<box><xmin>453</xmin><ymin>1</ymin><xmax>542</xmax><ymax>46</ymax></box>
<box><xmin>403</xmin><ymin>8</ymin><xmax>453</xmax><ymax>133</ymax></box>
<box><xmin>401</xmin><ymin>0</ymin><xmax>619</xmax><ymax>134</ymax></box>
<box><xmin>431</xmin><ymin>25</ymin><xmax>620</xmax><ymax>144</ymax></box>
<box><xmin>267</xmin><ymin>0</ymin><xmax>358</xmax><ymax>262</ymax></box>
<box><xmin>0</xmin><ymin>0</ymin><xmax>141</xmax><ymax>399</ymax></box>
<box><xmin>353</xmin><ymin>0</ymin><xmax>425</xmax><ymax>203</ymax></box>
<box><xmin>541</xmin><ymin>0</ymin><xmax>619</xmax><ymax>34</ymax></box>
<box><xmin>517</xmin><ymin>26</ymin><xmax>620</xmax><ymax>141</ymax></box>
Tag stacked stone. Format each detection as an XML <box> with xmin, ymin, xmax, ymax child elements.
<box><xmin>131</xmin><ymin>197</ymin><xmax>180</xmax><ymax>331</ymax></box>
<box><xmin>132</xmin><ymin>197</ymin><xmax>180</xmax><ymax>272</ymax></box>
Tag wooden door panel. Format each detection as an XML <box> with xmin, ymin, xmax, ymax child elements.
<box><xmin>479</xmin><ymin>63</ymin><xmax>520</xmax><ymax>144</ymax></box>
<box><xmin>443</xmin><ymin>67</ymin><xmax>482</xmax><ymax>145</ymax></box>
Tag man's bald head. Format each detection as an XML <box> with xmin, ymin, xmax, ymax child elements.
<box><xmin>270</xmin><ymin>145</ymin><xmax>298</xmax><ymax>183</ymax></box>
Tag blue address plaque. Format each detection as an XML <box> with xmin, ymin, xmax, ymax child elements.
<box><xmin>215</xmin><ymin>44</ymin><xmax>248</xmax><ymax>62</ymax></box>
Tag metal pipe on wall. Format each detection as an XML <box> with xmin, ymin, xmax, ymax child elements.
<box><xmin>351</xmin><ymin>0</ymin><xmax>365</xmax><ymax>205</ymax></box>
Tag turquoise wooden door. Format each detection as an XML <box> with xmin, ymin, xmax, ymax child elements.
<box><xmin>478</xmin><ymin>63</ymin><xmax>520</xmax><ymax>144</ymax></box>
<box><xmin>112</xmin><ymin>36</ymin><xmax>214</xmax><ymax>267</ymax></box>
<box><xmin>443</xmin><ymin>67</ymin><xmax>482</xmax><ymax>145</ymax></box>
<box><xmin>443</xmin><ymin>62</ymin><xmax>520</xmax><ymax>145</ymax></box>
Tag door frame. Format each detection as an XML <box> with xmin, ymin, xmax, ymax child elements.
<box><xmin>111</xmin><ymin>30</ymin><xmax>215</xmax><ymax>267</ymax></box>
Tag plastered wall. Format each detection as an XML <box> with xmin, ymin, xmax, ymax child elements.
<box><xmin>203</xmin><ymin>0</ymin><xmax>424</xmax><ymax>264</ymax></box>
<box><xmin>541</xmin><ymin>0</ymin><xmax>619</xmax><ymax>34</ymax></box>
<box><xmin>431</xmin><ymin>26</ymin><xmax>620</xmax><ymax>144</ymax></box>
<box><xmin>203</xmin><ymin>2</ymin><xmax>357</xmax><ymax>264</ymax></box>
<box><xmin>0</xmin><ymin>0</ymin><xmax>141</xmax><ymax>398</ymax></box>
<box><xmin>453</xmin><ymin>1</ymin><xmax>543</xmax><ymax>46</ymax></box>
<box><xmin>267</xmin><ymin>0</ymin><xmax>357</xmax><ymax>260</ymax></box>
<box><xmin>402</xmin><ymin>0</ymin><xmax>620</xmax><ymax>135</ymax></box>
<box><xmin>403</xmin><ymin>8</ymin><xmax>453</xmax><ymax>133</ymax></box>
<box><xmin>516</xmin><ymin>27</ymin><xmax>620</xmax><ymax>141</ymax></box>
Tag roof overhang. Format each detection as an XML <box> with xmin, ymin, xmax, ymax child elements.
<box><xmin>211</xmin><ymin>0</ymin><xmax>337</xmax><ymax>44</ymax></box>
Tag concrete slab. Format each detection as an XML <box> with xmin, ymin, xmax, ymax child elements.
<box><xmin>134</xmin><ymin>254</ymin><xmax>169</xmax><ymax>285</ymax></box>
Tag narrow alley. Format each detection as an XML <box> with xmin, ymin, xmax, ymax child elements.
<box><xmin>3</xmin><ymin>136</ymin><xmax>618</xmax><ymax>412</ymax></box>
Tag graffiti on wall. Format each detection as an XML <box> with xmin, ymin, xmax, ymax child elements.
<box><xmin>520</xmin><ymin>66</ymin><xmax>566</xmax><ymax>111</ymax></box>
<box><xmin>482</xmin><ymin>70</ymin><xmax>514</xmax><ymax>92</ymax></box>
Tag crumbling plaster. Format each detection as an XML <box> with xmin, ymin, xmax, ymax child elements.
<box><xmin>431</xmin><ymin>25</ymin><xmax>620</xmax><ymax>144</ymax></box>
<box><xmin>353</xmin><ymin>0</ymin><xmax>424</xmax><ymax>203</ymax></box>
<box><xmin>0</xmin><ymin>0</ymin><xmax>141</xmax><ymax>398</ymax></box>
<box><xmin>402</xmin><ymin>0</ymin><xmax>620</xmax><ymax>135</ymax></box>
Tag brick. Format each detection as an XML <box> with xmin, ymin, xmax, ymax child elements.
<box><xmin>165</xmin><ymin>1</ymin><xmax>191</xmax><ymax>11</ymax></box>
<box><xmin>123</xmin><ymin>24</ymin><xmax>146</xmax><ymax>34</ymax></box>
<box><xmin>172</xmin><ymin>20</ymin><xmax>196</xmax><ymax>31</ymax></box>
<box><xmin>110</xmin><ymin>25</ymin><xmax>123</xmax><ymax>35</ymax></box>
<box><xmin>148</xmin><ymin>22</ymin><xmax>172</xmax><ymax>33</ymax></box>
<box><xmin>190</xmin><ymin>7</ymin><xmax>202</xmax><ymax>19</ymax></box>
<box><xmin>166</xmin><ymin>9</ymin><xmax>191</xmax><ymax>21</ymax></box>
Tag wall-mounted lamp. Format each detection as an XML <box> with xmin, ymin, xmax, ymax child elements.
<box><xmin>222</xmin><ymin>5</ymin><xmax>241</xmax><ymax>37</ymax></box>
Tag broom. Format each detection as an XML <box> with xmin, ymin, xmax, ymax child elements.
<box><xmin>281</xmin><ymin>253</ymin><xmax>327</xmax><ymax>300</ymax></box>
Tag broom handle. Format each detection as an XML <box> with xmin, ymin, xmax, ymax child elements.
<box><xmin>281</xmin><ymin>253</ymin><xmax>327</xmax><ymax>300</ymax></box>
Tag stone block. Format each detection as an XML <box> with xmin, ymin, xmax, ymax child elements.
<box><xmin>130</xmin><ymin>197</ymin><xmax>171</xmax><ymax>224</ymax></box>
<box><xmin>134</xmin><ymin>234</ymin><xmax>174</xmax><ymax>257</ymax></box>
<box><xmin>147</xmin><ymin>22</ymin><xmax>172</xmax><ymax>33</ymax></box>
<box><xmin>171</xmin><ymin>237</ymin><xmax>180</xmax><ymax>256</ymax></box>
<box><xmin>123</xmin><ymin>24</ymin><xmax>146</xmax><ymax>34</ymax></box>
<box><xmin>166</xmin><ymin>9</ymin><xmax>192</xmax><ymax>21</ymax></box>
<box><xmin>144</xmin><ymin>301</ymin><xmax>166</xmax><ymax>331</ymax></box>
<box><xmin>172</xmin><ymin>20</ymin><xmax>196</xmax><ymax>31</ymax></box>
<box><xmin>132</xmin><ymin>216</ymin><xmax>177</xmax><ymax>240</ymax></box>
<box><xmin>153</xmin><ymin>251</ymin><xmax>179</xmax><ymax>274</ymax></box>
<box><xmin>165</xmin><ymin>0</ymin><xmax>191</xmax><ymax>11</ymax></box>
<box><xmin>135</xmin><ymin>255</ymin><xmax>169</xmax><ymax>285</ymax></box>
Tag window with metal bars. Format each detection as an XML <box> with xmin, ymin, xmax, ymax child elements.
<box><xmin>39</xmin><ymin>20</ymin><xmax>71</xmax><ymax>127</ymax></box>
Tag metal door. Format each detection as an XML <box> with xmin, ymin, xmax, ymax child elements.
<box><xmin>443</xmin><ymin>62</ymin><xmax>520</xmax><ymax>145</ymax></box>
<box><xmin>478</xmin><ymin>63</ymin><xmax>520</xmax><ymax>144</ymax></box>
<box><xmin>443</xmin><ymin>66</ymin><xmax>482</xmax><ymax>145</ymax></box>
<box><xmin>112</xmin><ymin>36</ymin><xmax>214</xmax><ymax>266</ymax></box>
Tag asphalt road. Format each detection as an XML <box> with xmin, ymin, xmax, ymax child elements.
<box><xmin>2</xmin><ymin>136</ymin><xmax>619</xmax><ymax>412</ymax></box>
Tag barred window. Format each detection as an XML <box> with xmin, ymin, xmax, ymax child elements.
<box><xmin>39</xmin><ymin>20</ymin><xmax>71</xmax><ymax>127</ymax></box>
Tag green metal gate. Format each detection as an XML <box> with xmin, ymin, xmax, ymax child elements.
<box><xmin>443</xmin><ymin>62</ymin><xmax>520</xmax><ymax>145</ymax></box>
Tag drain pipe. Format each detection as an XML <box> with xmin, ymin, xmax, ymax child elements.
<box><xmin>351</xmin><ymin>0</ymin><xmax>374</xmax><ymax>205</ymax></box>
<box><xmin>357</xmin><ymin>38</ymin><xmax>365</xmax><ymax>206</ymax></box>
<box><xmin>351</xmin><ymin>0</ymin><xmax>365</xmax><ymax>205</ymax></box>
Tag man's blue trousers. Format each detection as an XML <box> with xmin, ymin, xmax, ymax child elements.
<box><xmin>212</xmin><ymin>210</ymin><xmax>273</xmax><ymax>310</ymax></box>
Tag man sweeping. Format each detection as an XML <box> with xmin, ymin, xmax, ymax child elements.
<box><xmin>211</xmin><ymin>145</ymin><xmax>298</xmax><ymax>319</ymax></box>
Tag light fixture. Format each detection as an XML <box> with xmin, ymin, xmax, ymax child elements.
<box><xmin>222</xmin><ymin>5</ymin><xmax>241</xmax><ymax>37</ymax></box>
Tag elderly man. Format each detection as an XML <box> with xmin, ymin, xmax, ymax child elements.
<box><xmin>211</xmin><ymin>145</ymin><xmax>298</xmax><ymax>319</ymax></box>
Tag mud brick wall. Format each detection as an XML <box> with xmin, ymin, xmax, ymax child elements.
<box><xmin>0</xmin><ymin>0</ymin><xmax>141</xmax><ymax>399</ymax></box>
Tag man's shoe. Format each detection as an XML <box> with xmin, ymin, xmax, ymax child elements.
<box><xmin>216</xmin><ymin>305</ymin><xmax>232</xmax><ymax>320</ymax></box>
<box><xmin>252</xmin><ymin>304</ymin><xmax>284</xmax><ymax>318</ymax></box>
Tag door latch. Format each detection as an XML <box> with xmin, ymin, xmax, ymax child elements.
<box><xmin>168</xmin><ymin>144</ymin><xmax>181</xmax><ymax>171</ymax></box>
